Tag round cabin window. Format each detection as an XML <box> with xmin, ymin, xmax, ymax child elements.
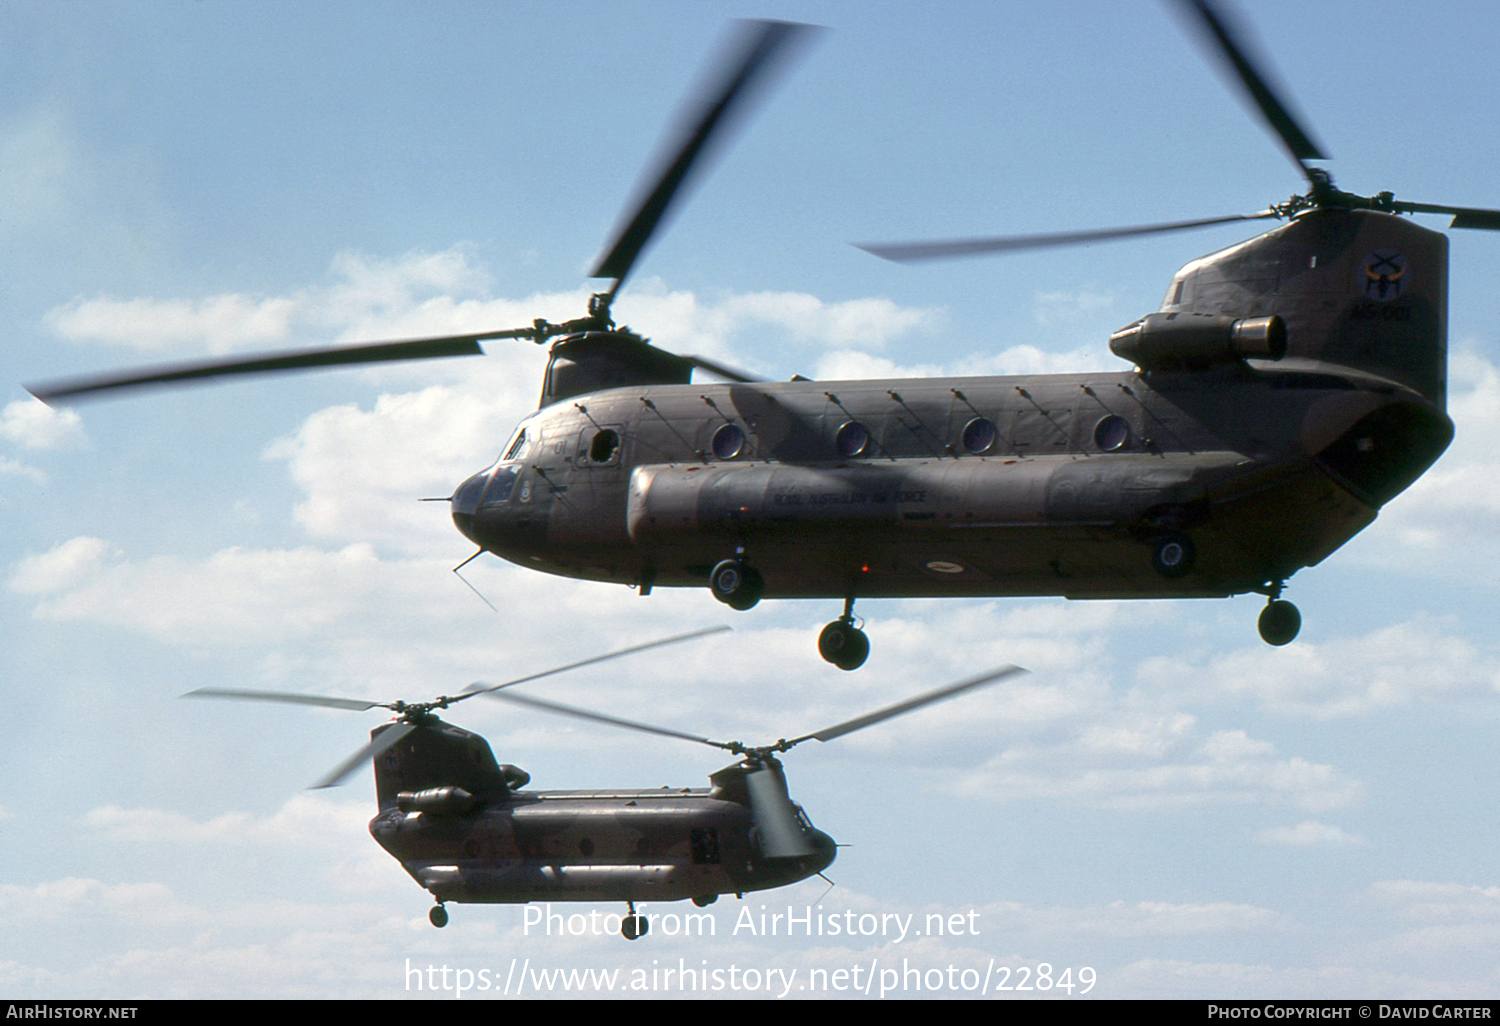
<box><xmin>711</xmin><ymin>422</ymin><xmax>744</xmax><ymax>460</ymax></box>
<box><xmin>1094</xmin><ymin>415</ymin><xmax>1130</xmax><ymax>452</ymax></box>
<box><xmin>835</xmin><ymin>421</ymin><xmax>869</xmax><ymax>458</ymax></box>
<box><xmin>961</xmin><ymin>417</ymin><xmax>997</xmax><ymax>454</ymax></box>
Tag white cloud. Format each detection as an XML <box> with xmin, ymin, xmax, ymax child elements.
<box><xmin>1135</xmin><ymin>616</ymin><xmax>1500</xmax><ymax>719</ymax></box>
<box><xmin>9</xmin><ymin>536</ymin><xmax>112</xmax><ymax>594</ymax></box>
<box><xmin>0</xmin><ymin>400</ymin><xmax>86</xmax><ymax>450</ymax></box>
<box><xmin>1256</xmin><ymin>820</ymin><xmax>1364</xmax><ymax>846</ymax></box>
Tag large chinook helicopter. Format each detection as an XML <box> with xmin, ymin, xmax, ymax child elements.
<box><xmin>185</xmin><ymin>632</ymin><xmax>1023</xmax><ymax>938</ymax></box>
<box><xmin>30</xmin><ymin>5</ymin><xmax>1498</xmax><ymax>670</ymax></box>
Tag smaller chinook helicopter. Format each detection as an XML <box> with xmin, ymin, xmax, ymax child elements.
<box><xmin>185</xmin><ymin>633</ymin><xmax>1023</xmax><ymax>938</ymax></box>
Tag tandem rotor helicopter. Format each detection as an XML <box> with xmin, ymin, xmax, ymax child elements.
<box><xmin>183</xmin><ymin>626</ymin><xmax>1025</xmax><ymax>938</ymax></box>
<box><xmin>29</xmin><ymin>3</ymin><xmax>1500</xmax><ymax>670</ymax></box>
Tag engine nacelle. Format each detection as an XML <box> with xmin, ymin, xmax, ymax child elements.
<box><xmin>1109</xmin><ymin>312</ymin><xmax>1286</xmax><ymax>372</ymax></box>
<box><xmin>395</xmin><ymin>786</ymin><xmax>481</xmax><ymax>816</ymax></box>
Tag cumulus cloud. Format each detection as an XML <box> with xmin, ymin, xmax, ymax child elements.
<box><xmin>1135</xmin><ymin>616</ymin><xmax>1500</xmax><ymax>719</ymax></box>
<box><xmin>0</xmin><ymin>400</ymin><xmax>87</xmax><ymax>450</ymax></box>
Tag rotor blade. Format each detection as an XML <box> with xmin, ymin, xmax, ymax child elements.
<box><xmin>744</xmin><ymin>762</ymin><xmax>815</xmax><ymax>858</ymax></box>
<box><xmin>1175</xmin><ymin>0</ymin><xmax>1328</xmax><ymax>177</ymax></box>
<box><xmin>856</xmin><ymin>211</ymin><xmax>1279</xmax><ymax>263</ymax></box>
<box><xmin>682</xmin><ymin>354</ymin><xmax>766</xmax><ymax>383</ymax></box>
<box><xmin>455</xmin><ymin>625</ymin><xmax>731</xmax><ymax>702</ymax></box>
<box><xmin>1390</xmin><ymin>200</ymin><xmax>1500</xmax><ymax>231</ymax></box>
<box><xmin>312</xmin><ymin>721</ymin><xmax>417</xmax><ymax>790</ymax></box>
<box><xmin>590</xmin><ymin>20</ymin><xmax>820</xmax><ymax>286</ymax></box>
<box><xmin>25</xmin><ymin>328</ymin><xmax>532</xmax><ymax>404</ymax></box>
<box><xmin>478</xmin><ymin>689</ymin><xmax>734</xmax><ymax>751</ymax></box>
<box><xmin>788</xmin><ymin>665</ymin><xmax>1028</xmax><ymax>746</ymax></box>
<box><xmin>181</xmin><ymin>687</ymin><xmax>383</xmax><ymax>712</ymax></box>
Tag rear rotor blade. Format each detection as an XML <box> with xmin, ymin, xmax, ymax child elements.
<box><xmin>312</xmin><ymin>721</ymin><xmax>417</xmax><ymax>790</ymax></box>
<box><xmin>25</xmin><ymin>328</ymin><xmax>537</xmax><ymax>404</ymax></box>
<box><xmin>1175</xmin><ymin>0</ymin><xmax>1328</xmax><ymax>178</ymax></box>
<box><xmin>744</xmin><ymin>762</ymin><xmax>815</xmax><ymax>858</ymax></box>
<box><xmin>1390</xmin><ymin>200</ymin><xmax>1500</xmax><ymax>231</ymax></box>
<box><xmin>590</xmin><ymin>20</ymin><xmax>820</xmax><ymax>286</ymax></box>
<box><xmin>788</xmin><ymin>665</ymin><xmax>1027</xmax><ymax>746</ymax></box>
<box><xmin>181</xmin><ymin>687</ymin><xmax>384</xmax><ymax>712</ymax></box>
<box><xmin>856</xmin><ymin>211</ymin><xmax>1278</xmax><ymax>263</ymax></box>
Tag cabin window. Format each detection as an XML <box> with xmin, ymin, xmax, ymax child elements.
<box><xmin>589</xmin><ymin>428</ymin><xmax>620</xmax><ymax>463</ymax></box>
<box><xmin>1093</xmin><ymin>415</ymin><xmax>1131</xmax><ymax>452</ymax></box>
<box><xmin>690</xmin><ymin>827</ymin><xmax>721</xmax><ymax>865</ymax></box>
<box><xmin>960</xmin><ymin>417</ymin><xmax>996</xmax><ymax>454</ymax></box>
<box><xmin>578</xmin><ymin>837</ymin><xmax>595</xmax><ymax>857</ymax></box>
<box><xmin>712</xmin><ymin>423</ymin><xmax>745</xmax><ymax>460</ymax></box>
<box><xmin>835</xmin><ymin>421</ymin><xmax>869</xmax><ymax>458</ymax></box>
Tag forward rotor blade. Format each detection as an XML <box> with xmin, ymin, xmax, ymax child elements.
<box><xmin>312</xmin><ymin>721</ymin><xmax>417</xmax><ymax>790</ymax></box>
<box><xmin>479</xmin><ymin>689</ymin><xmax>732</xmax><ymax>751</ymax></box>
<box><xmin>682</xmin><ymin>354</ymin><xmax>766</xmax><ymax>383</ymax></box>
<box><xmin>744</xmin><ymin>762</ymin><xmax>815</xmax><ymax>858</ymax></box>
<box><xmin>456</xmin><ymin>625</ymin><xmax>731</xmax><ymax>702</ymax></box>
<box><xmin>181</xmin><ymin>687</ymin><xmax>383</xmax><ymax>712</ymax></box>
<box><xmin>856</xmin><ymin>211</ymin><xmax>1278</xmax><ymax>263</ymax></box>
<box><xmin>1390</xmin><ymin>200</ymin><xmax>1500</xmax><ymax>231</ymax></box>
<box><xmin>788</xmin><ymin>665</ymin><xmax>1027</xmax><ymax>746</ymax></box>
<box><xmin>1175</xmin><ymin>0</ymin><xmax>1328</xmax><ymax>178</ymax></box>
<box><xmin>25</xmin><ymin>328</ymin><xmax>530</xmax><ymax>404</ymax></box>
<box><xmin>590</xmin><ymin>20</ymin><xmax>820</xmax><ymax>286</ymax></box>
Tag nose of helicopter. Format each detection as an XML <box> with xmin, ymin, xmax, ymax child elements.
<box><xmin>807</xmin><ymin>828</ymin><xmax>837</xmax><ymax>873</ymax></box>
<box><xmin>450</xmin><ymin>467</ymin><xmax>491</xmax><ymax>543</ymax></box>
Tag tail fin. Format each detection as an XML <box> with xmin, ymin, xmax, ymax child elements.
<box><xmin>1162</xmin><ymin>210</ymin><xmax>1448</xmax><ymax>406</ymax></box>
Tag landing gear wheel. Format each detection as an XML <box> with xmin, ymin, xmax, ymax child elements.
<box><xmin>1258</xmin><ymin>599</ymin><xmax>1301</xmax><ymax>646</ymax></box>
<box><xmin>429</xmin><ymin>904</ymin><xmax>448</xmax><ymax>929</ymax></box>
<box><xmin>692</xmin><ymin>894</ymin><xmax>718</xmax><ymax>908</ymax></box>
<box><xmin>709</xmin><ymin>559</ymin><xmax>764</xmax><ymax>611</ymax></box>
<box><xmin>1151</xmin><ymin>533</ymin><xmax>1196</xmax><ymax>579</ymax></box>
<box><xmin>621</xmin><ymin>914</ymin><xmax>649</xmax><ymax>940</ymax></box>
<box><xmin>818</xmin><ymin>619</ymin><xmax>870</xmax><ymax>671</ymax></box>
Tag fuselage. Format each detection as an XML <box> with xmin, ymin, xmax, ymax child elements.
<box><xmin>372</xmin><ymin>783</ymin><xmax>836</xmax><ymax>904</ymax></box>
<box><xmin>451</xmin><ymin>210</ymin><xmax>1455</xmax><ymax>605</ymax></box>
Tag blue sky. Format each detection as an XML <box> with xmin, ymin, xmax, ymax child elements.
<box><xmin>4</xmin><ymin>0</ymin><xmax>1500</xmax><ymax>999</ymax></box>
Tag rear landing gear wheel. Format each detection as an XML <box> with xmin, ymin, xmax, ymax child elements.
<box><xmin>621</xmin><ymin>902</ymin><xmax>649</xmax><ymax>940</ymax></box>
<box><xmin>818</xmin><ymin>618</ymin><xmax>869</xmax><ymax>671</ymax></box>
<box><xmin>1151</xmin><ymin>533</ymin><xmax>1196</xmax><ymax>579</ymax></box>
<box><xmin>709</xmin><ymin>559</ymin><xmax>764</xmax><ymax>611</ymax></box>
<box><xmin>429</xmin><ymin>904</ymin><xmax>448</xmax><ymax>929</ymax></box>
<box><xmin>1258</xmin><ymin>599</ymin><xmax>1301</xmax><ymax>646</ymax></box>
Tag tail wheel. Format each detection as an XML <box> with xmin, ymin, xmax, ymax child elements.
<box><xmin>429</xmin><ymin>904</ymin><xmax>448</xmax><ymax>929</ymax></box>
<box><xmin>1258</xmin><ymin>599</ymin><xmax>1301</xmax><ymax>646</ymax></box>
<box><xmin>621</xmin><ymin>914</ymin><xmax>649</xmax><ymax>940</ymax></box>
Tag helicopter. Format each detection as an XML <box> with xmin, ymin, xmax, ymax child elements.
<box><xmin>183</xmin><ymin>633</ymin><xmax>1024</xmax><ymax>939</ymax></box>
<box><xmin>27</xmin><ymin>4</ymin><xmax>1500</xmax><ymax>671</ymax></box>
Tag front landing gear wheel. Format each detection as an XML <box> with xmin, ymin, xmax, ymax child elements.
<box><xmin>429</xmin><ymin>904</ymin><xmax>448</xmax><ymax>929</ymax></box>
<box><xmin>709</xmin><ymin>559</ymin><xmax>764</xmax><ymax>611</ymax></box>
<box><xmin>818</xmin><ymin>619</ymin><xmax>870</xmax><ymax>671</ymax></box>
<box><xmin>621</xmin><ymin>902</ymin><xmax>649</xmax><ymax>940</ymax></box>
<box><xmin>692</xmin><ymin>894</ymin><xmax>718</xmax><ymax>908</ymax></box>
<box><xmin>1258</xmin><ymin>599</ymin><xmax>1301</xmax><ymax>646</ymax></box>
<box><xmin>1151</xmin><ymin>533</ymin><xmax>1196</xmax><ymax>579</ymax></box>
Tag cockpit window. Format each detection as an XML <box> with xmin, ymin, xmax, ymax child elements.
<box><xmin>502</xmin><ymin>428</ymin><xmax>530</xmax><ymax>462</ymax></box>
<box><xmin>482</xmin><ymin>466</ymin><xmax>520</xmax><ymax>505</ymax></box>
